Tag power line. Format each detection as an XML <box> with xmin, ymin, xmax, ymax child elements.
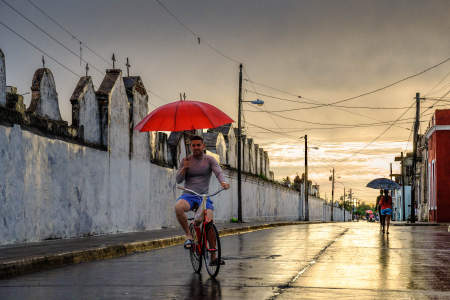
<box><xmin>403</xmin><ymin>123</ymin><xmax>414</xmax><ymax>154</ymax></box>
<box><xmin>244</xmin><ymin>106</ymin><xmax>417</xmax><ymax>127</ymax></box>
<box><xmin>243</xmin><ymin>96</ymin><xmax>413</xmax><ymax>111</ymax></box>
<box><xmin>1</xmin><ymin>0</ymin><xmax>105</xmax><ymax>75</ymax></box>
<box><xmin>421</xmin><ymin>88</ymin><xmax>450</xmax><ymax>116</ymax></box>
<box><xmin>244</xmin><ymin>121</ymin><xmax>303</xmax><ymax>142</ymax></box>
<box><xmin>154</xmin><ymin>0</ymin><xmax>241</xmax><ymax>64</ymax></box>
<box><xmin>402</xmin><ymin>89</ymin><xmax>450</xmax><ymax>154</ymax></box>
<box><xmin>423</xmin><ymin>97</ymin><xmax>450</xmax><ymax>102</ymax></box>
<box><xmin>243</xmin><ymin>68</ymin><xmax>284</xmax><ymax>135</ymax></box>
<box><xmin>244</xmin><ymin>88</ymin><xmax>412</xmax><ymax>131</ymax></box>
<box><xmin>247</xmin><ymin>120</ymin><xmax>428</xmax><ymax>133</ymax></box>
<box><xmin>25</xmin><ymin>0</ymin><xmax>111</xmax><ymax>67</ymax></box>
<box><xmin>0</xmin><ymin>20</ymin><xmax>80</xmax><ymax>77</ymax></box>
<box><xmin>243</xmin><ymin>89</ymin><xmax>304</xmax><ymax>104</ymax></box>
<box><xmin>246</xmin><ymin>56</ymin><xmax>450</xmax><ymax>107</ymax></box>
<box><xmin>334</xmin><ymin>102</ymin><xmax>416</xmax><ymax>162</ymax></box>
<box><xmin>424</xmin><ymin>69</ymin><xmax>450</xmax><ymax>97</ymax></box>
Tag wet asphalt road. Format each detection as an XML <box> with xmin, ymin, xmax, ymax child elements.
<box><xmin>0</xmin><ymin>223</ymin><xmax>449</xmax><ymax>299</ymax></box>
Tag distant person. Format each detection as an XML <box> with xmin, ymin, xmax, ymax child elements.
<box><xmin>379</xmin><ymin>190</ymin><xmax>393</xmax><ymax>234</ymax></box>
<box><xmin>375</xmin><ymin>190</ymin><xmax>385</xmax><ymax>231</ymax></box>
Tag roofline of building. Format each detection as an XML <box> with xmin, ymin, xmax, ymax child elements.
<box><xmin>425</xmin><ymin>125</ymin><xmax>450</xmax><ymax>140</ymax></box>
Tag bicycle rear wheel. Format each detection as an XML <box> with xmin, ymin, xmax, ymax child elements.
<box><xmin>189</xmin><ymin>223</ymin><xmax>202</xmax><ymax>273</ymax></box>
<box><xmin>203</xmin><ymin>223</ymin><xmax>221</xmax><ymax>278</ymax></box>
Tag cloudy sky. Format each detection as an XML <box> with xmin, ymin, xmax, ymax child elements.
<box><xmin>1</xmin><ymin>0</ymin><xmax>449</xmax><ymax>203</ymax></box>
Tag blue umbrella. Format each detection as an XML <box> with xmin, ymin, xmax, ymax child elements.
<box><xmin>366</xmin><ymin>178</ymin><xmax>400</xmax><ymax>190</ymax></box>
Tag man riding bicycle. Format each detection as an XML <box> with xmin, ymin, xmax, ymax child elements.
<box><xmin>175</xmin><ymin>135</ymin><xmax>229</xmax><ymax>255</ymax></box>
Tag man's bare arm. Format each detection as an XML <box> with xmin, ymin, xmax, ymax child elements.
<box><xmin>176</xmin><ymin>157</ymin><xmax>191</xmax><ymax>183</ymax></box>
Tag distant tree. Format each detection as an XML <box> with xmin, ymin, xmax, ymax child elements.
<box><xmin>282</xmin><ymin>176</ymin><xmax>291</xmax><ymax>187</ymax></box>
<box><xmin>355</xmin><ymin>201</ymin><xmax>374</xmax><ymax>216</ymax></box>
<box><xmin>293</xmin><ymin>174</ymin><xmax>302</xmax><ymax>191</ymax></box>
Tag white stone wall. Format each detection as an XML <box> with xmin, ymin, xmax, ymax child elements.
<box><xmin>0</xmin><ymin>124</ymin><xmax>175</xmax><ymax>245</ymax></box>
<box><xmin>0</xmin><ymin>124</ymin><xmax>305</xmax><ymax>245</ymax></box>
<box><xmin>201</xmin><ymin>171</ymin><xmax>300</xmax><ymax>223</ymax></box>
<box><xmin>305</xmin><ymin>195</ymin><xmax>351</xmax><ymax>222</ymax></box>
<box><xmin>131</xmin><ymin>91</ymin><xmax>150</xmax><ymax>160</ymax></box>
<box><xmin>78</xmin><ymin>79</ymin><xmax>101</xmax><ymax>144</ymax></box>
<box><xmin>308</xmin><ymin>196</ymin><xmax>324</xmax><ymax>221</ymax></box>
<box><xmin>0</xmin><ymin>50</ymin><xmax>5</xmax><ymax>106</ymax></box>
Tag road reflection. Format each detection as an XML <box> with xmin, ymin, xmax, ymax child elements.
<box><xmin>378</xmin><ymin>234</ymin><xmax>390</xmax><ymax>291</ymax></box>
<box><xmin>187</xmin><ymin>273</ymin><xmax>222</xmax><ymax>300</ymax></box>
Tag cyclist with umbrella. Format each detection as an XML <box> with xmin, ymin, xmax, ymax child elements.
<box><xmin>134</xmin><ymin>97</ymin><xmax>233</xmax><ymax>265</ymax></box>
<box><xmin>175</xmin><ymin>135</ymin><xmax>229</xmax><ymax>251</ymax></box>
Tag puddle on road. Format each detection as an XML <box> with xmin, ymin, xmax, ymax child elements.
<box><xmin>222</xmin><ymin>254</ymin><xmax>282</xmax><ymax>260</ymax></box>
<box><xmin>268</xmin><ymin>228</ymin><xmax>349</xmax><ymax>300</ymax></box>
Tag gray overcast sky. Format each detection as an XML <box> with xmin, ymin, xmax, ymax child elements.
<box><xmin>1</xmin><ymin>0</ymin><xmax>449</xmax><ymax>203</ymax></box>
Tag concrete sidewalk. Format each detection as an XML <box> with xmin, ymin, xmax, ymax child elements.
<box><xmin>0</xmin><ymin>220</ymin><xmax>316</xmax><ymax>279</ymax></box>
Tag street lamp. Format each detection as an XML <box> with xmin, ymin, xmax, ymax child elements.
<box><xmin>237</xmin><ymin>64</ymin><xmax>264</xmax><ymax>222</ymax></box>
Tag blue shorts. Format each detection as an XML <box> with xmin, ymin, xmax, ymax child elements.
<box><xmin>177</xmin><ymin>193</ymin><xmax>214</xmax><ymax>211</ymax></box>
<box><xmin>381</xmin><ymin>208</ymin><xmax>392</xmax><ymax>216</ymax></box>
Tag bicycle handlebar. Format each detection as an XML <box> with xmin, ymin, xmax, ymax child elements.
<box><xmin>176</xmin><ymin>186</ymin><xmax>225</xmax><ymax>197</ymax></box>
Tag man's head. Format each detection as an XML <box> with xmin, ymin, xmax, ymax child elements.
<box><xmin>380</xmin><ymin>189</ymin><xmax>383</xmax><ymax>195</ymax></box>
<box><xmin>189</xmin><ymin>135</ymin><xmax>205</xmax><ymax>157</ymax></box>
<box><xmin>383</xmin><ymin>189</ymin><xmax>389</xmax><ymax>196</ymax></box>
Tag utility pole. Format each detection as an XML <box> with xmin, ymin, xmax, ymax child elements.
<box><xmin>304</xmin><ymin>135</ymin><xmax>309</xmax><ymax>221</ymax></box>
<box><xmin>349</xmin><ymin>188</ymin><xmax>353</xmax><ymax>221</ymax></box>
<box><xmin>237</xmin><ymin>64</ymin><xmax>243</xmax><ymax>222</ymax></box>
<box><xmin>125</xmin><ymin>57</ymin><xmax>131</xmax><ymax>77</ymax></box>
<box><xmin>401</xmin><ymin>152</ymin><xmax>405</xmax><ymax>221</ymax></box>
<box><xmin>411</xmin><ymin>92</ymin><xmax>422</xmax><ymax>223</ymax></box>
<box><xmin>343</xmin><ymin>187</ymin><xmax>346</xmax><ymax>222</ymax></box>
<box><xmin>331</xmin><ymin>168</ymin><xmax>335</xmax><ymax>221</ymax></box>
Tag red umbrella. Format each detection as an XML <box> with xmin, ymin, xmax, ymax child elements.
<box><xmin>134</xmin><ymin>99</ymin><xmax>234</xmax><ymax>132</ymax></box>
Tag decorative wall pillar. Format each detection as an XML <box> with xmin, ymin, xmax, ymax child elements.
<box><xmin>259</xmin><ymin>148</ymin><xmax>264</xmax><ymax>175</ymax></box>
<box><xmin>28</xmin><ymin>68</ymin><xmax>62</xmax><ymax>120</ymax></box>
<box><xmin>70</xmin><ymin>77</ymin><xmax>101</xmax><ymax>144</ymax></box>
<box><xmin>254</xmin><ymin>144</ymin><xmax>259</xmax><ymax>175</ymax></box>
<box><xmin>96</xmin><ymin>69</ymin><xmax>129</xmax><ymax>154</ymax></box>
<box><xmin>123</xmin><ymin>76</ymin><xmax>150</xmax><ymax>160</ymax></box>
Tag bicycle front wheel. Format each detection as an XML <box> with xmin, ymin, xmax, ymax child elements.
<box><xmin>189</xmin><ymin>223</ymin><xmax>202</xmax><ymax>273</ymax></box>
<box><xmin>203</xmin><ymin>223</ymin><xmax>221</xmax><ymax>278</ymax></box>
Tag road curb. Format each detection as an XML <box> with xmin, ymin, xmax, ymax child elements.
<box><xmin>392</xmin><ymin>223</ymin><xmax>441</xmax><ymax>226</ymax></box>
<box><xmin>0</xmin><ymin>221</ymin><xmax>320</xmax><ymax>280</ymax></box>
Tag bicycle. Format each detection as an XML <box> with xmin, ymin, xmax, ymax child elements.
<box><xmin>177</xmin><ymin>186</ymin><xmax>225</xmax><ymax>278</ymax></box>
